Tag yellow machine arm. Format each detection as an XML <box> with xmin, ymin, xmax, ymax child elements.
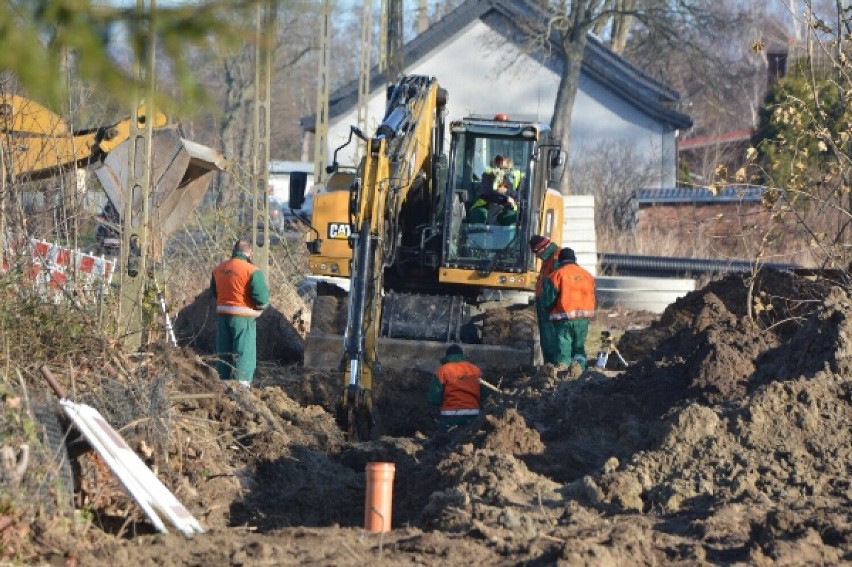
<box><xmin>338</xmin><ymin>75</ymin><xmax>448</xmax><ymax>440</ymax></box>
<box><xmin>0</xmin><ymin>94</ymin><xmax>167</xmax><ymax>179</ymax></box>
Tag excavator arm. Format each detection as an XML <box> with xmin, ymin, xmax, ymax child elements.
<box><xmin>0</xmin><ymin>94</ymin><xmax>168</xmax><ymax>178</ymax></box>
<box><xmin>1</xmin><ymin>94</ymin><xmax>225</xmax><ymax>257</ymax></box>
<box><xmin>337</xmin><ymin>75</ymin><xmax>448</xmax><ymax>440</ymax></box>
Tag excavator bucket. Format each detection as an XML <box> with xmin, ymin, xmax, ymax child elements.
<box><xmin>94</xmin><ymin>127</ymin><xmax>226</xmax><ymax>250</ymax></box>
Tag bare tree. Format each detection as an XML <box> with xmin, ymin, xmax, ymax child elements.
<box><xmin>626</xmin><ymin>1</ymin><xmax>784</xmax><ymax>138</ymax></box>
<box><xmin>185</xmin><ymin>4</ymin><xmax>318</xmax><ymax>206</ymax></box>
<box><xmin>515</xmin><ymin>0</ymin><xmax>720</xmax><ymax>195</ymax></box>
<box><xmin>571</xmin><ymin>140</ymin><xmax>658</xmax><ymax>236</ymax></box>
<box><xmin>747</xmin><ymin>0</ymin><xmax>852</xmax><ymax>278</ymax></box>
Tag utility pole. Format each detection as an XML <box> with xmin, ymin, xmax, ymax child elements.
<box><xmin>379</xmin><ymin>0</ymin><xmax>388</xmax><ymax>73</ymax></box>
<box><xmin>119</xmin><ymin>0</ymin><xmax>157</xmax><ymax>350</ymax></box>
<box><xmin>417</xmin><ymin>0</ymin><xmax>428</xmax><ymax>33</ymax></box>
<box><xmin>386</xmin><ymin>0</ymin><xmax>404</xmax><ymax>82</ymax></box>
<box><xmin>251</xmin><ymin>0</ymin><xmax>275</xmax><ymax>274</ymax></box>
<box><xmin>356</xmin><ymin>0</ymin><xmax>374</xmax><ymax>160</ymax></box>
<box><xmin>313</xmin><ymin>0</ymin><xmax>331</xmax><ymax>187</ymax></box>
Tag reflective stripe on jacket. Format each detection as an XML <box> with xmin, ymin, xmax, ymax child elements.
<box><xmin>435</xmin><ymin>359</ymin><xmax>482</xmax><ymax>412</ymax></box>
<box><xmin>545</xmin><ymin>263</ymin><xmax>596</xmax><ymax>321</ymax></box>
<box><xmin>211</xmin><ymin>256</ymin><xmax>266</xmax><ymax>317</ymax></box>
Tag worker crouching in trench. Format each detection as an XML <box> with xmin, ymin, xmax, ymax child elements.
<box><xmin>427</xmin><ymin>344</ymin><xmax>490</xmax><ymax>433</ymax></box>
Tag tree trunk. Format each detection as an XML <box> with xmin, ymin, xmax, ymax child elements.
<box><xmin>215</xmin><ymin>51</ymin><xmax>254</xmax><ymax>207</ymax></box>
<box><xmin>610</xmin><ymin>0</ymin><xmax>636</xmax><ymax>54</ymax></box>
<box><xmin>551</xmin><ymin>34</ymin><xmax>588</xmax><ymax>196</ymax></box>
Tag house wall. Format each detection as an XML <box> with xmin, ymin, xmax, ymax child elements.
<box><xmin>326</xmin><ymin>19</ymin><xmax>678</xmax><ymax>188</ymax></box>
<box><xmin>268</xmin><ymin>161</ymin><xmax>314</xmax><ymax>214</ymax></box>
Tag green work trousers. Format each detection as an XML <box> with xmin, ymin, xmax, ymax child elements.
<box><xmin>438</xmin><ymin>414</ymin><xmax>478</xmax><ymax>433</ymax></box>
<box><xmin>552</xmin><ymin>318</ymin><xmax>590</xmax><ymax>368</ymax></box>
<box><xmin>535</xmin><ymin>300</ymin><xmax>558</xmax><ymax>364</ymax></box>
<box><xmin>216</xmin><ymin>314</ymin><xmax>257</xmax><ymax>383</ymax></box>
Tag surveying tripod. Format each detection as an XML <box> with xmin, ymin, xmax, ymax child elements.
<box><xmin>595</xmin><ymin>330</ymin><xmax>629</xmax><ymax>369</ymax></box>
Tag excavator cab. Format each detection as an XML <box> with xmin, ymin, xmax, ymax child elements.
<box><xmin>445</xmin><ymin>126</ymin><xmax>533</xmax><ymax>267</ymax></box>
<box><xmin>438</xmin><ymin>115</ymin><xmax>564</xmax><ymax>296</ymax></box>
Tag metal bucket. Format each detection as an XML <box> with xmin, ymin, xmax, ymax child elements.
<box><xmin>94</xmin><ymin>127</ymin><xmax>227</xmax><ymax>252</ymax></box>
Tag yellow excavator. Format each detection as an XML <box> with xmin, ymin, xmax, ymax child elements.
<box><xmin>0</xmin><ymin>93</ymin><xmax>226</xmax><ymax>253</ymax></box>
<box><xmin>302</xmin><ymin>75</ymin><xmax>566</xmax><ymax>440</ymax></box>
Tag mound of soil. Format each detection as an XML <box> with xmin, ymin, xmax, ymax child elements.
<box><xmin>18</xmin><ymin>269</ymin><xmax>852</xmax><ymax>565</ymax></box>
<box><xmin>173</xmin><ymin>289</ymin><xmax>304</xmax><ymax>364</ymax></box>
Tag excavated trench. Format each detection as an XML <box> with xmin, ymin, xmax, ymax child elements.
<box><xmin>69</xmin><ymin>268</ymin><xmax>851</xmax><ymax>564</ymax></box>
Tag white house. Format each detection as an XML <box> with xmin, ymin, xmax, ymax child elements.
<box><xmin>301</xmin><ymin>0</ymin><xmax>692</xmax><ymax>188</ymax></box>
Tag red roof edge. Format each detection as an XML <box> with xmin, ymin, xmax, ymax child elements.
<box><xmin>679</xmin><ymin>129</ymin><xmax>753</xmax><ymax>150</ymax></box>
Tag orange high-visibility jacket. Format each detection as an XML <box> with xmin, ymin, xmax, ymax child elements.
<box><xmin>547</xmin><ymin>263</ymin><xmax>596</xmax><ymax>320</ymax></box>
<box><xmin>435</xmin><ymin>360</ymin><xmax>482</xmax><ymax>412</ymax></box>
<box><xmin>212</xmin><ymin>257</ymin><xmax>263</xmax><ymax>317</ymax></box>
<box><xmin>534</xmin><ymin>245</ymin><xmax>561</xmax><ymax>297</ymax></box>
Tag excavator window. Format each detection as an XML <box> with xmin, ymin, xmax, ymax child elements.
<box><xmin>446</xmin><ymin>132</ymin><xmax>533</xmax><ymax>269</ymax></box>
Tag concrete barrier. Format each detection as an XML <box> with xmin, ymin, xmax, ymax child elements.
<box><xmin>596</xmin><ymin>276</ymin><xmax>696</xmax><ymax>314</ymax></box>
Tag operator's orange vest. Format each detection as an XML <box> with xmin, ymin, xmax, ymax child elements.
<box><xmin>212</xmin><ymin>257</ymin><xmax>261</xmax><ymax>317</ymax></box>
<box><xmin>435</xmin><ymin>360</ymin><xmax>482</xmax><ymax>412</ymax></box>
<box><xmin>548</xmin><ymin>263</ymin><xmax>596</xmax><ymax>320</ymax></box>
<box><xmin>535</xmin><ymin>245</ymin><xmax>561</xmax><ymax>297</ymax></box>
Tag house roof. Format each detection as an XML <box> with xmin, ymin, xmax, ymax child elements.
<box><xmin>633</xmin><ymin>185</ymin><xmax>768</xmax><ymax>204</ymax></box>
<box><xmin>302</xmin><ymin>0</ymin><xmax>692</xmax><ymax>131</ymax></box>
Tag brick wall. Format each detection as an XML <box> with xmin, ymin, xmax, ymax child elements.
<box><xmin>636</xmin><ymin>202</ymin><xmax>794</xmax><ymax>257</ymax></box>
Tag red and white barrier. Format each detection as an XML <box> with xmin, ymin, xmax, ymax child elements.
<box><xmin>3</xmin><ymin>238</ymin><xmax>115</xmax><ymax>300</ymax></box>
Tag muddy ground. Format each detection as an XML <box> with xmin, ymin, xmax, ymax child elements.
<box><xmin>7</xmin><ymin>269</ymin><xmax>852</xmax><ymax>565</ymax></box>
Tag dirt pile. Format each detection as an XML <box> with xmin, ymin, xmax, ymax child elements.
<box><xmin>172</xmin><ymin>288</ymin><xmax>304</xmax><ymax>364</ymax></box>
<box><xmin>14</xmin><ymin>269</ymin><xmax>851</xmax><ymax>564</ymax></box>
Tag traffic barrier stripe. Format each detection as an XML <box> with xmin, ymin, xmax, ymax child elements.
<box><xmin>14</xmin><ymin>239</ymin><xmax>114</xmax><ymax>287</ymax></box>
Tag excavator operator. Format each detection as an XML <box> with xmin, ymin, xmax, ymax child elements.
<box><xmin>467</xmin><ymin>176</ymin><xmax>518</xmax><ymax>226</ymax></box>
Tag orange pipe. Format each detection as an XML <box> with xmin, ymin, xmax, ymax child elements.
<box><xmin>364</xmin><ymin>462</ymin><xmax>395</xmax><ymax>532</ymax></box>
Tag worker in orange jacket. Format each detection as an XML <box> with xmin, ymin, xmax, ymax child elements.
<box><xmin>529</xmin><ymin>235</ymin><xmax>561</xmax><ymax>365</ymax></box>
<box><xmin>540</xmin><ymin>248</ymin><xmax>596</xmax><ymax>372</ymax></box>
<box><xmin>210</xmin><ymin>239</ymin><xmax>270</xmax><ymax>387</ymax></box>
<box><xmin>427</xmin><ymin>344</ymin><xmax>489</xmax><ymax>432</ymax></box>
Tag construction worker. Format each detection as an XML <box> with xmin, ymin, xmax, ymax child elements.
<box><xmin>478</xmin><ymin>154</ymin><xmax>509</xmax><ymax>193</ymax></box>
<box><xmin>467</xmin><ymin>173</ymin><xmax>518</xmax><ymax>226</ymax></box>
<box><xmin>503</xmin><ymin>156</ymin><xmax>524</xmax><ymax>191</ymax></box>
<box><xmin>529</xmin><ymin>235</ymin><xmax>561</xmax><ymax>365</ymax></box>
<box><xmin>210</xmin><ymin>239</ymin><xmax>270</xmax><ymax>387</ymax></box>
<box><xmin>427</xmin><ymin>344</ymin><xmax>489</xmax><ymax>432</ymax></box>
<box><xmin>540</xmin><ymin>248</ymin><xmax>596</xmax><ymax>375</ymax></box>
